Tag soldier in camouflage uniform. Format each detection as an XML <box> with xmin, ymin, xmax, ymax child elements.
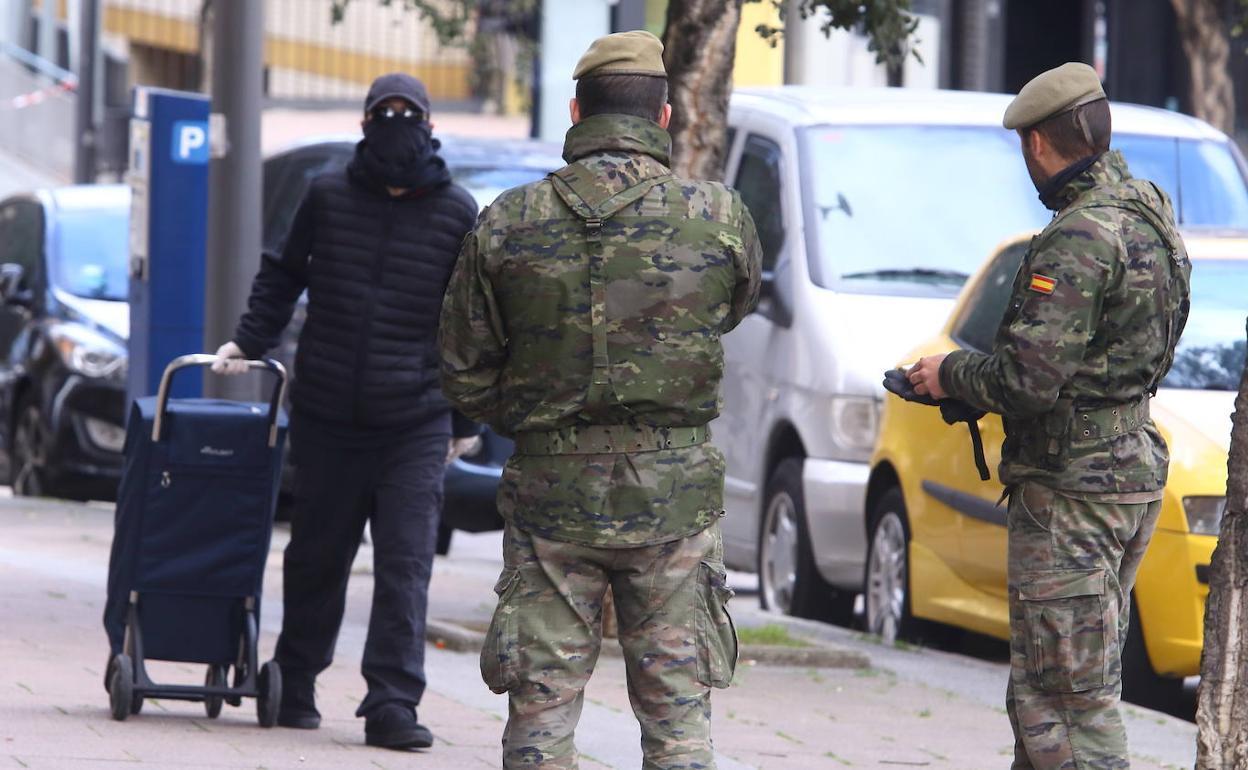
<box><xmin>438</xmin><ymin>30</ymin><xmax>762</xmax><ymax>770</ymax></box>
<box><xmin>908</xmin><ymin>63</ymin><xmax>1191</xmax><ymax>769</ymax></box>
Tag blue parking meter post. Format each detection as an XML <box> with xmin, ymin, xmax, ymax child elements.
<box><xmin>126</xmin><ymin>86</ymin><xmax>210</xmax><ymax>403</ymax></box>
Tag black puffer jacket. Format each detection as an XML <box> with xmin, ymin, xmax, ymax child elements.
<box><xmin>234</xmin><ymin>163</ymin><xmax>478</xmax><ymax>436</ymax></box>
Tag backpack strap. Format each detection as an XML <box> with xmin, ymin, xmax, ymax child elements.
<box><xmin>549</xmin><ymin>168</ymin><xmax>675</xmax><ymax>416</ymax></box>
<box><xmin>1056</xmin><ymin>191</ymin><xmax>1190</xmax><ymax>396</ymax></box>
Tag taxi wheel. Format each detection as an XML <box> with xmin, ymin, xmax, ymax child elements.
<box><xmin>865</xmin><ymin>488</ymin><xmax>917</xmax><ymax>644</ymax></box>
<box><xmin>1121</xmin><ymin>597</ymin><xmax>1185</xmax><ymax>710</ymax></box>
<box><xmin>758</xmin><ymin>458</ymin><xmax>855</xmax><ymax>625</ymax></box>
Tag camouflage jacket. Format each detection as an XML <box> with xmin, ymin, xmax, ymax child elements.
<box><xmin>941</xmin><ymin>150</ymin><xmax>1191</xmax><ymax>496</ymax></box>
<box><xmin>438</xmin><ymin>114</ymin><xmax>762</xmax><ymax>547</ymax></box>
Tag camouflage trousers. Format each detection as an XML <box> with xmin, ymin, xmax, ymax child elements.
<box><xmin>1006</xmin><ymin>481</ymin><xmax>1161</xmax><ymax>770</ymax></box>
<box><xmin>480</xmin><ymin>522</ymin><xmax>737</xmax><ymax>770</ymax></box>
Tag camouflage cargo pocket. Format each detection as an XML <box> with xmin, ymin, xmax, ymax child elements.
<box><xmin>695</xmin><ymin>561</ymin><xmax>738</xmax><ymax>689</ymax></box>
<box><xmin>480</xmin><ymin>568</ymin><xmax>522</xmax><ymax>694</ymax></box>
<box><xmin>1019</xmin><ymin>568</ymin><xmax>1115</xmax><ymax>692</ymax></box>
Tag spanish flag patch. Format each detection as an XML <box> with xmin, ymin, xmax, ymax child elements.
<box><xmin>1029</xmin><ymin>274</ymin><xmax>1057</xmax><ymax>295</ymax></box>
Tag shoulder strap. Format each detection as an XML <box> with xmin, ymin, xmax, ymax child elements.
<box><xmin>547</xmin><ymin>166</ymin><xmax>675</xmax><ymax>418</ymax></box>
<box><xmin>1055</xmin><ymin>189</ymin><xmax>1189</xmax><ymax>396</ymax></box>
<box><xmin>549</xmin><ymin>166</ymin><xmax>675</xmax><ymax>224</ymax></box>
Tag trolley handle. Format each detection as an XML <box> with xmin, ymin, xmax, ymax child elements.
<box><xmin>151</xmin><ymin>354</ymin><xmax>289</xmax><ymax>448</ymax></box>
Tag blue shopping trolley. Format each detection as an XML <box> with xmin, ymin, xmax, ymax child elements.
<box><xmin>103</xmin><ymin>354</ymin><xmax>288</xmax><ymax>725</ymax></box>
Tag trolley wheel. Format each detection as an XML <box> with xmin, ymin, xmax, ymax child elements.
<box><xmin>108</xmin><ymin>654</ymin><xmax>134</xmax><ymax>722</ymax></box>
<box><xmin>130</xmin><ymin>692</ymin><xmax>144</xmax><ymax>715</ymax></box>
<box><xmin>256</xmin><ymin>660</ymin><xmax>281</xmax><ymax>728</ymax></box>
<box><xmin>204</xmin><ymin>665</ymin><xmax>227</xmax><ymax>719</ymax></box>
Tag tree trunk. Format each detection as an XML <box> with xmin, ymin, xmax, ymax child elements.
<box><xmin>661</xmin><ymin>0</ymin><xmax>746</xmax><ymax>180</ymax></box>
<box><xmin>1170</xmin><ymin>0</ymin><xmax>1236</xmax><ymax>135</ymax></box>
<box><xmin>1196</xmin><ymin>321</ymin><xmax>1248</xmax><ymax>768</ymax></box>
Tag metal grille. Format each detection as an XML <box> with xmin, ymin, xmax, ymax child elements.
<box><xmin>264</xmin><ymin>0</ymin><xmax>473</xmax><ymax>104</ymax></box>
<box><xmin>98</xmin><ymin>0</ymin><xmax>473</xmax><ymax>104</ymax></box>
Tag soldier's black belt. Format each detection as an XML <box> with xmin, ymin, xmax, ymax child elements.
<box><xmin>514</xmin><ymin>424</ymin><xmax>709</xmax><ymax>456</ymax></box>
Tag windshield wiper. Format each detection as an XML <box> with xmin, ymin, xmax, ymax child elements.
<box><xmin>840</xmin><ymin>268</ymin><xmax>970</xmax><ymax>284</ymax></box>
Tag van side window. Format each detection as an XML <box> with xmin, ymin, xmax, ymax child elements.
<box><xmin>733</xmin><ymin>135</ymin><xmax>785</xmax><ymax>273</ymax></box>
<box><xmin>950</xmin><ymin>240</ymin><xmax>1030</xmax><ymax>353</ymax></box>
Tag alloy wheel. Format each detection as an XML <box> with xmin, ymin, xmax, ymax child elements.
<box><xmin>866</xmin><ymin>511</ymin><xmax>908</xmax><ymax>644</ymax></box>
<box><xmin>760</xmin><ymin>490</ymin><xmax>800</xmax><ymax>614</ymax></box>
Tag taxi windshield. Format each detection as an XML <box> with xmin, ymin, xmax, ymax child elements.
<box><xmin>1163</xmin><ymin>258</ymin><xmax>1247</xmax><ymax>391</ymax></box>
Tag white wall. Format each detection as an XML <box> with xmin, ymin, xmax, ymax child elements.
<box><xmin>538</xmin><ymin>0</ymin><xmax>613</xmax><ymax>143</ymax></box>
<box><xmin>787</xmin><ymin>11</ymin><xmax>941</xmax><ymax>90</ymax></box>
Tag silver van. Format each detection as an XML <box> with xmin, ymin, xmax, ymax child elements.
<box><xmin>715</xmin><ymin>86</ymin><xmax>1248</xmax><ymax>621</ymax></box>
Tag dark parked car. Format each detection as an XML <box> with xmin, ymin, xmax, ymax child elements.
<box><xmin>0</xmin><ymin>137</ymin><xmax>560</xmax><ymax>546</ymax></box>
<box><xmin>0</xmin><ymin>185</ymin><xmax>129</xmax><ymax>500</ymax></box>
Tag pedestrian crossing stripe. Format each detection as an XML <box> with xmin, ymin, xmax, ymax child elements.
<box><xmin>1029</xmin><ymin>274</ymin><xmax>1057</xmax><ymax>294</ymax></box>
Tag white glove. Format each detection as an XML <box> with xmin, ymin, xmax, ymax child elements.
<box><xmin>447</xmin><ymin>436</ymin><xmax>482</xmax><ymax>463</ymax></box>
<box><xmin>211</xmin><ymin>341</ymin><xmax>250</xmax><ymax>375</ymax></box>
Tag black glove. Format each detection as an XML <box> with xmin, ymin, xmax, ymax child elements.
<box><xmin>882</xmin><ymin>368</ymin><xmax>991</xmax><ymax>481</ymax></box>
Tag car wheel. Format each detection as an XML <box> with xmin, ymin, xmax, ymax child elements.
<box><xmin>758</xmin><ymin>458</ymin><xmax>854</xmax><ymax>624</ymax></box>
<box><xmin>865</xmin><ymin>487</ymin><xmax>916</xmax><ymax>644</ymax></box>
<box><xmin>1121</xmin><ymin>596</ymin><xmax>1185</xmax><ymax>711</ymax></box>
<box><xmin>11</xmin><ymin>395</ymin><xmax>52</xmax><ymax>498</ymax></box>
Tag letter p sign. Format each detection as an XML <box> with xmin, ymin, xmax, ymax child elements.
<box><xmin>172</xmin><ymin>121</ymin><xmax>209</xmax><ymax>164</ymax></box>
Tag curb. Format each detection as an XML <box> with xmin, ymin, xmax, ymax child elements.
<box><xmin>427</xmin><ymin>618</ymin><xmax>870</xmax><ymax>669</ymax></box>
<box><xmin>428</xmin><ymin>618</ymin><xmax>487</xmax><ymax>653</ymax></box>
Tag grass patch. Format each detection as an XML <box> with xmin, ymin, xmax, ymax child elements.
<box><xmin>736</xmin><ymin>624</ymin><xmax>810</xmax><ymax>647</ymax></box>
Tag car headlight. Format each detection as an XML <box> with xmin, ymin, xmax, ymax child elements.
<box><xmin>829</xmin><ymin>395</ymin><xmax>881</xmax><ymax>461</ymax></box>
<box><xmin>1183</xmin><ymin>496</ymin><xmax>1226</xmax><ymax>536</ymax></box>
<box><xmin>49</xmin><ymin>324</ymin><xmax>127</xmax><ymax>381</ymax></box>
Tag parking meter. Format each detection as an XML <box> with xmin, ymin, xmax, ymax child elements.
<box><xmin>126</xmin><ymin>87</ymin><xmax>209</xmax><ymax>403</ymax></box>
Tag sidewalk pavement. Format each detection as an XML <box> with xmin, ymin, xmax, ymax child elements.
<box><xmin>0</xmin><ymin>494</ymin><xmax>1195</xmax><ymax>769</ymax></box>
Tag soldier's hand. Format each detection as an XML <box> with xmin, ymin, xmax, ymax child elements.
<box><xmin>908</xmin><ymin>354</ymin><xmax>949</xmax><ymax>399</ymax></box>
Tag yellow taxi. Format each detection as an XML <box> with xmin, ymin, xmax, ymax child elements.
<box><xmin>865</xmin><ymin>232</ymin><xmax>1243</xmax><ymax>702</ymax></box>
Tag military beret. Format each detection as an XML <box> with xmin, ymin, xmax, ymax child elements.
<box><xmin>573</xmin><ymin>30</ymin><xmax>666</xmax><ymax>81</ymax></box>
<box><xmin>1003</xmin><ymin>62</ymin><xmax>1107</xmax><ymax>130</ymax></box>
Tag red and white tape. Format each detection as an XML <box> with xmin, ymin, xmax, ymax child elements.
<box><xmin>5</xmin><ymin>80</ymin><xmax>76</xmax><ymax>111</ymax></box>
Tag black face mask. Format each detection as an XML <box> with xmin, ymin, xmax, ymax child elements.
<box><xmin>354</xmin><ymin>119</ymin><xmax>449</xmax><ymax>191</ymax></box>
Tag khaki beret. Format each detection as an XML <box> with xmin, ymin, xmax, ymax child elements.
<box><xmin>1003</xmin><ymin>62</ymin><xmax>1107</xmax><ymax>130</ymax></box>
<box><xmin>573</xmin><ymin>30</ymin><xmax>666</xmax><ymax>81</ymax></box>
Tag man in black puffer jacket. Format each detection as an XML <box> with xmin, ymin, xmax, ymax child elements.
<box><xmin>212</xmin><ymin>73</ymin><xmax>478</xmax><ymax>751</ymax></box>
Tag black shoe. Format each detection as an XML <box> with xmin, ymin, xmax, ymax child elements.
<box><xmin>364</xmin><ymin>704</ymin><xmax>434</xmax><ymax>750</ymax></box>
<box><xmin>277</xmin><ymin>675</ymin><xmax>321</xmax><ymax>729</ymax></box>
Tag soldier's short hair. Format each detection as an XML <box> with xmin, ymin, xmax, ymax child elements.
<box><xmin>1026</xmin><ymin>98</ymin><xmax>1112</xmax><ymax>160</ymax></box>
<box><xmin>575</xmin><ymin>74</ymin><xmax>668</xmax><ymax>122</ymax></box>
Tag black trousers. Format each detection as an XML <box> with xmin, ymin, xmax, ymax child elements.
<box><xmin>274</xmin><ymin>414</ymin><xmax>449</xmax><ymax>717</ymax></box>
